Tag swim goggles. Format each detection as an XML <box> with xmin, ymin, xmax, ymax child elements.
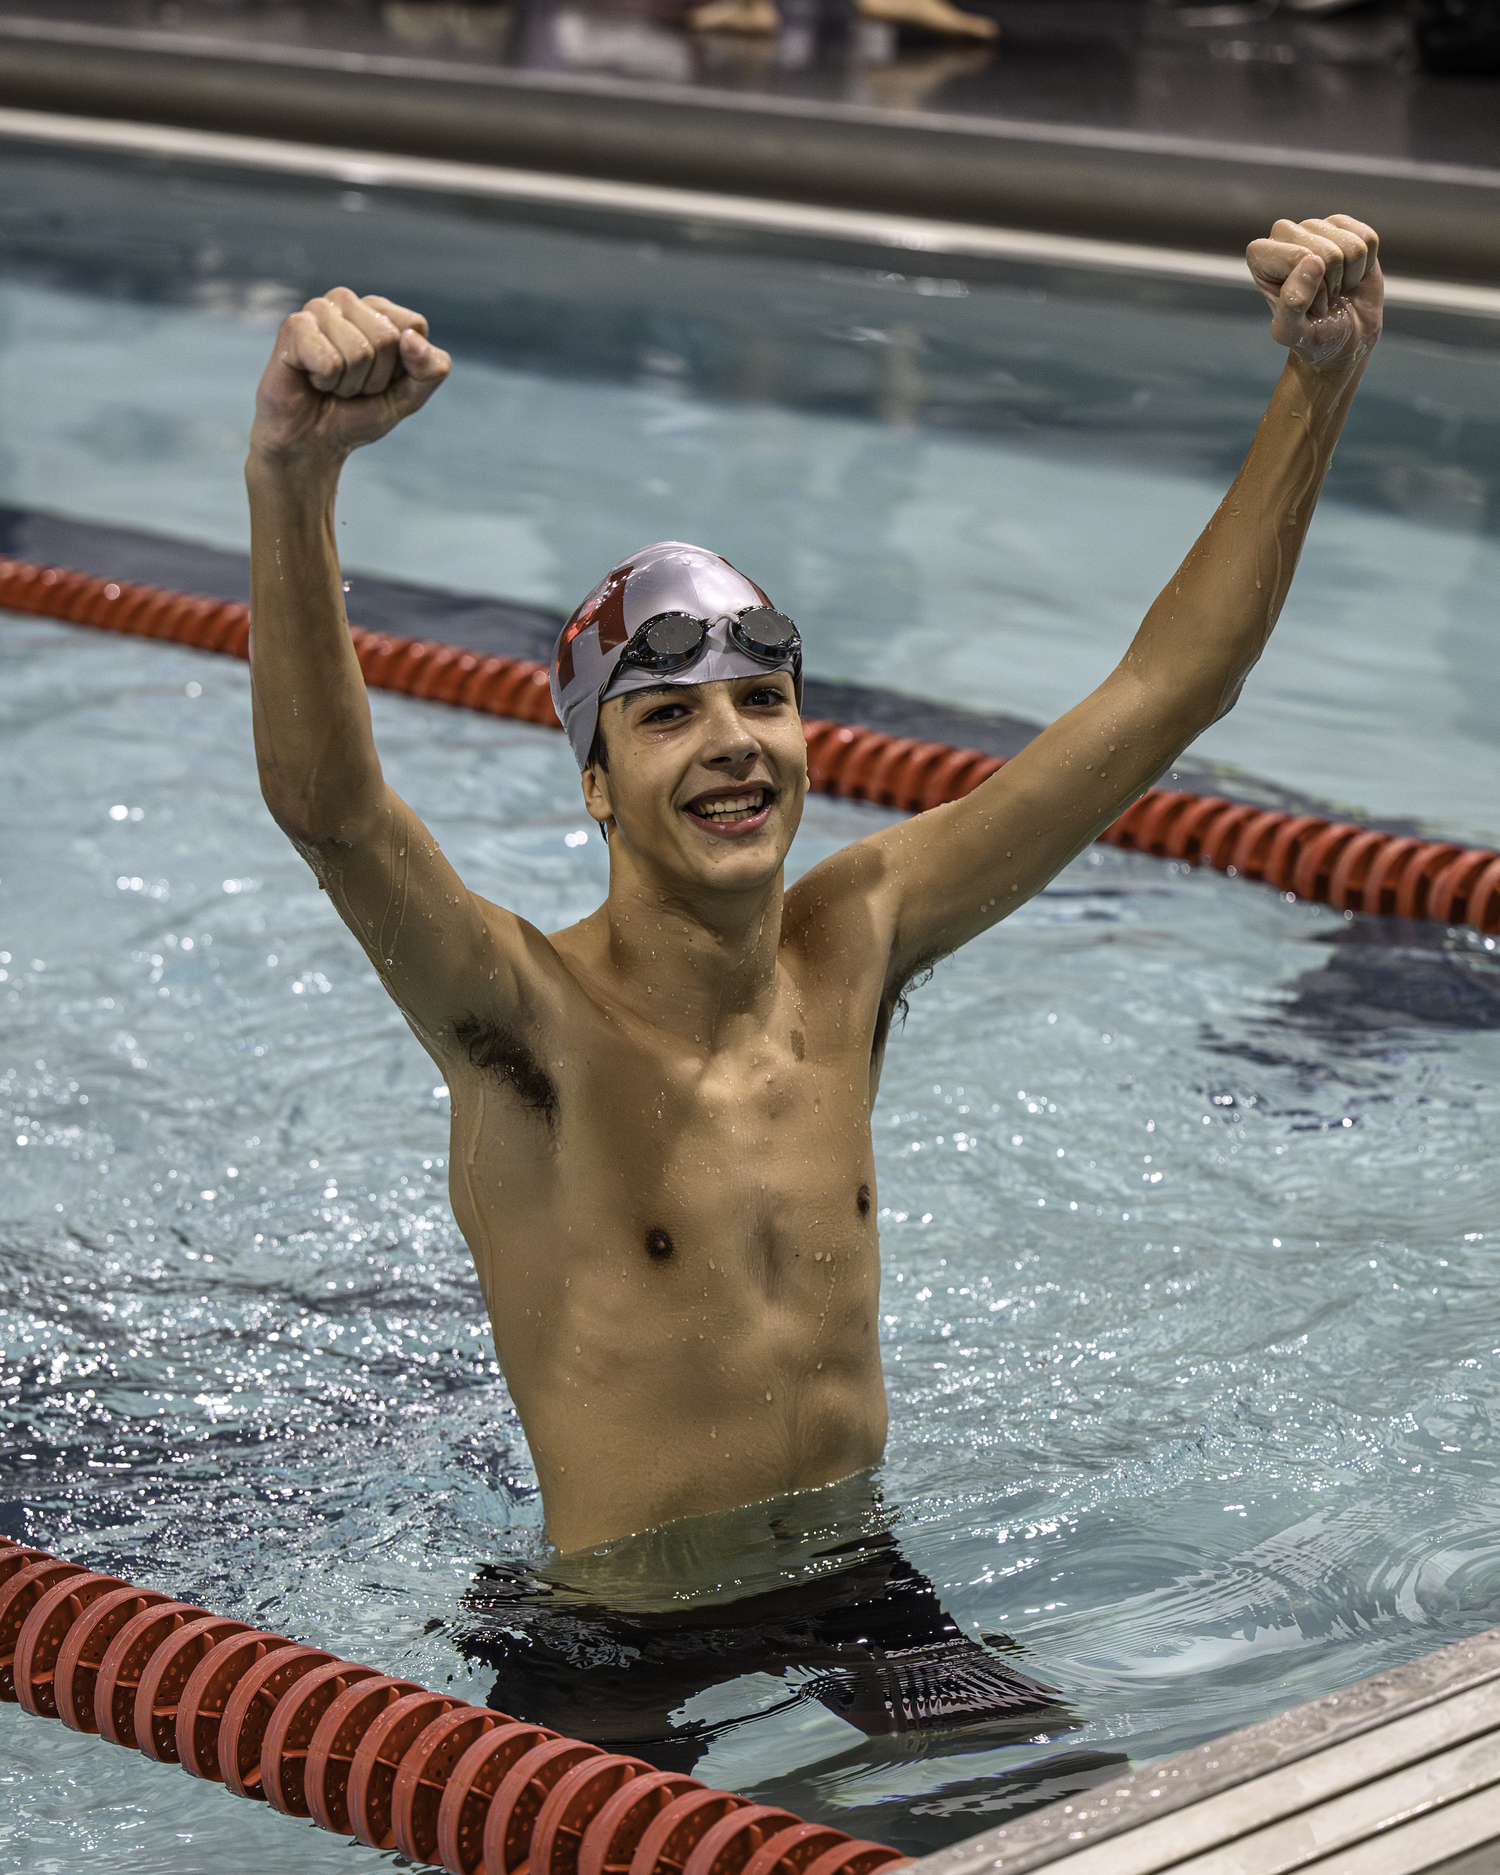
<box><xmin>612</xmin><ymin>605</ymin><xmax>802</xmax><ymax>684</ymax></box>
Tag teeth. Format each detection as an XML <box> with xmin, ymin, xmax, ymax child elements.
<box><xmin>693</xmin><ymin>790</ymin><xmax>766</xmax><ymax>821</ymax></box>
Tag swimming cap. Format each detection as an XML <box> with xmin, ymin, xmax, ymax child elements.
<box><xmin>549</xmin><ymin>541</ymin><xmax>801</xmax><ymax>771</ymax></box>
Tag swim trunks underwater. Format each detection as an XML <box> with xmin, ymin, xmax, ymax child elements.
<box><xmin>453</xmin><ymin>1484</ymin><xmax>1075</xmax><ymax>1773</ymax></box>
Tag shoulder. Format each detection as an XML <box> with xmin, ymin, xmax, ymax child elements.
<box><xmin>781</xmin><ymin>834</ymin><xmax>900</xmax><ymax>974</ymax></box>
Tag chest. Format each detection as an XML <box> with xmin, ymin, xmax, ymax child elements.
<box><xmin>448</xmin><ymin>963</ymin><xmax>885</xmax><ymax>1261</ymax></box>
<box><xmin>581</xmin><ymin>1007</ymin><xmax>873</xmax><ymax>1158</ymax></box>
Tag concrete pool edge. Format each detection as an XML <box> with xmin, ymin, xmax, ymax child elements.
<box><xmin>2</xmin><ymin>13</ymin><xmax>1500</xmax><ymax>288</ymax></box>
<box><xmin>2</xmin><ymin>102</ymin><xmax>1500</xmax><ymax>326</ymax></box>
<box><xmin>908</xmin><ymin>1620</ymin><xmax>1500</xmax><ymax>1872</ymax></box>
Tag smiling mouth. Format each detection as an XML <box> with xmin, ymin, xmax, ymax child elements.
<box><xmin>685</xmin><ymin>787</ymin><xmax>772</xmax><ymax>827</ymax></box>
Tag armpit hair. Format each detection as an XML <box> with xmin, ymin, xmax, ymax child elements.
<box><xmin>890</xmin><ymin>950</ymin><xmax>947</xmax><ymax>1027</ymax></box>
<box><xmin>454</xmin><ymin>1014</ymin><xmax>559</xmax><ymax>1125</ymax></box>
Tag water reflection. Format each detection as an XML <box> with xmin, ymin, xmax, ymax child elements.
<box><xmin>1282</xmin><ymin>923</ymin><xmax>1500</xmax><ymax>1036</ymax></box>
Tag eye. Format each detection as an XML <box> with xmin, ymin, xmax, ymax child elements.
<box><xmin>641</xmin><ymin>701</ymin><xmax>688</xmax><ymax>726</ymax></box>
<box><xmin>746</xmin><ymin>686</ymin><xmax>787</xmax><ymax>707</ymax></box>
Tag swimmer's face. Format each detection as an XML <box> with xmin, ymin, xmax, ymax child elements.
<box><xmin>581</xmin><ymin>671</ymin><xmax>806</xmax><ymax>892</ymax></box>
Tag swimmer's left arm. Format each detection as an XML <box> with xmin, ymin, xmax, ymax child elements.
<box><xmin>830</xmin><ymin>214</ymin><xmax>1383</xmax><ymax>996</ymax></box>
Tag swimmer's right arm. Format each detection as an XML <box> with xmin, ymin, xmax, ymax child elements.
<box><xmin>246</xmin><ymin>292</ymin><xmax>540</xmax><ymax>1049</ymax></box>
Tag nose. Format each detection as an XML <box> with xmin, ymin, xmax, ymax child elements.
<box><xmin>700</xmin><ymin>692</ymin><xmax>760</xmax><ymax>770</ymax></box>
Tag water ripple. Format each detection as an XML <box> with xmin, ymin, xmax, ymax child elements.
<box><xmin>4</xmin><ymin>621</ymin><xmax>1500</xmax><ymax>1864</ymax></box>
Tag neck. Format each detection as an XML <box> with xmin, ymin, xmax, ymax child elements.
<box><xmin>587</xmin><ymin>855</ymin><xmax>785</xmax><ymax>1044</ymax></box>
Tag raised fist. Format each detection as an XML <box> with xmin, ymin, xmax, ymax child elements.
<box><xmin>1247</xmin><ymin>214</ymin><xmax>1382</xmax><ymax>373</ymax></box>
<box><xmin>249</xmin><ymin>288</ymin><xmax>451</xmax><ymax>463</ymax></box>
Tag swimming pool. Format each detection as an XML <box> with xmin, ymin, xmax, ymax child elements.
<box><xmin>3</xmin><ymin>139</ymin><xmax>1500</xmax><ymax>1871</ymax></box>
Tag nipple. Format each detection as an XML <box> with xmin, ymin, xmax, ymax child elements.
<box><xmin>646</xmin><ymin>1227</ymin><xmax>675</xmax><ymax>1262</ymax></box>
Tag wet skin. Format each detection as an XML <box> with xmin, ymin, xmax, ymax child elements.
<box><xmin>247</xmin><ymin>218</ymin><xmax>1382</xmax><ymax>1549</ymax></box>
<box><xmin>444</xmin><ymin>673</ymin><xmax>897</xmax><ymax>1542</ymax></box>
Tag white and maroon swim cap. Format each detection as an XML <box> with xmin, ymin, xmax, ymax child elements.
<box><xmin>549</xmin><ymin>541</ymin><xmax>800</xmax><ymax>770</ymax></box>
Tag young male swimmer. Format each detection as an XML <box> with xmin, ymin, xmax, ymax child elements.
<box><xmin>248</xmin><ymin>213</ymin><xmax>1382</xmax><ymax>1557</ymax></box>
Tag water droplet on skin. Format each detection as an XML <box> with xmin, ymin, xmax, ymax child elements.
<box><xmin>765</xmin><ymin>1390</ymin><xmax>773</xmax><ymax>1403</ymax></box>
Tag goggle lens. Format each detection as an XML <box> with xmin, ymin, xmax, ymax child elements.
<box><xmin>731</xmin><ymin>608</ymin><xmax>799</xmax><ymax>660</ymax></box>
<box><xmin>638</xmin><ymin>612</ymin><xmax>708</xmax><ymax>666</ymax></box>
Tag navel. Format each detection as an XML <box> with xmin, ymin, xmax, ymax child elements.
<box><xmin>856</xmin><ymin>1184</ymin><xmax>872</xmax><ymax>1218</ymax></box>
<box><xmin>646</xmin><ymin>1227</ymin><xmax>675</xmax><ymax>1262</ymax></box>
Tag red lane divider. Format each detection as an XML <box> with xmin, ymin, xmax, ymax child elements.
<box><xmin>5</xmin><ymin>556</ymin><xmax>1497</xmax><ymax>934</ymax></box>
<box><xmin>0</xmin><ymin>1539</ymin><xmax>908</xmax><ymax>1875</ymax></box>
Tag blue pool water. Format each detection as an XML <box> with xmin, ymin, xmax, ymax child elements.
<box><xmin>3</xmin><ymin>141</ymin><xmax>1500</xmax><ymax>840</ymax></box>
<box><xmin>2</xmin><ymin>143</ymin><xmax>1500</xmax><ymax>1871</ymax></box>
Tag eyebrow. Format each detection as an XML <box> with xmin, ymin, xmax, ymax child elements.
<box><xmin>620</xmin><ymin>673</ymin><xmax>793</xmax><ymax>710</ymax></box>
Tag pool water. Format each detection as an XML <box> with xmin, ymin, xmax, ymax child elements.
<box><xmin>3</xmin><ymin>140</ymin><xmax>1500</xmax><ymax>841</ymax></box>
<box><xmin>3</xmin><ymin>142</ymin><xmax>1500</xmax><ymax>1871</ymax></box>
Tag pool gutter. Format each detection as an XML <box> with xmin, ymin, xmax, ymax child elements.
<box><xmin>1</xmin><ymin>105</ymin><xmax>1498</xmax><ymax>327</ymax></box>
<box><xmin>908</xmin><ymin>1619</ymin><xmax>1500</xmax><ymax>1872</ymax></box>
<box><xmin>2</xmin><ymin>14</ymin><xmax>1500</xmax><ymax>290</ymax></box>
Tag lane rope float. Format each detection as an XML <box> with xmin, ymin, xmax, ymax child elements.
<box><xmin>4</xmin><ymin>555</ymin><xmax>1498</xmax><ymax>934</ymax></box>
<box><xmin>0</xmin><ymin>1537</ymin><xmax>910</xmax><ymax>1875</ymax></box>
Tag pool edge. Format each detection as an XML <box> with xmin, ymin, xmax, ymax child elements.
<box><xmin>908</xmin><ymin>1621</ymin><xmax>1500</xmax><ymax>1872</ymax></box>
<box><xmin>1</xmin><ymin>105</ymin><xmax>1499</xmax><ymax>324</ymax></box>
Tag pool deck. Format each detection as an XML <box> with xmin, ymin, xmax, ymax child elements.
<box><xmin>1</xmin><ymin>0</ymin><xmax>1498</xmax><ymax>285</ymax></box>
<box><xmin>908</xmin><ymin>1619</ymin><xmax>1500</xmax><ymax>1873</ymax></box>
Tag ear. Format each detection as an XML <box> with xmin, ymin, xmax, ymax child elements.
<box><xmin>581</xmin><ymin>763</ymin><xmax>613</xmax><ymax>832</ymax></box>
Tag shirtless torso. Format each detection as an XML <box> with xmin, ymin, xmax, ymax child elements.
<box><xmin>247</xmin><ymin>212</ymin><xmax>1382</xmax><ymax>1550</ymax></box>
<box><xmin>449</xmin><ymin>894</ymin><xmax>891</xmax><ymax>1548</ymax></box>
